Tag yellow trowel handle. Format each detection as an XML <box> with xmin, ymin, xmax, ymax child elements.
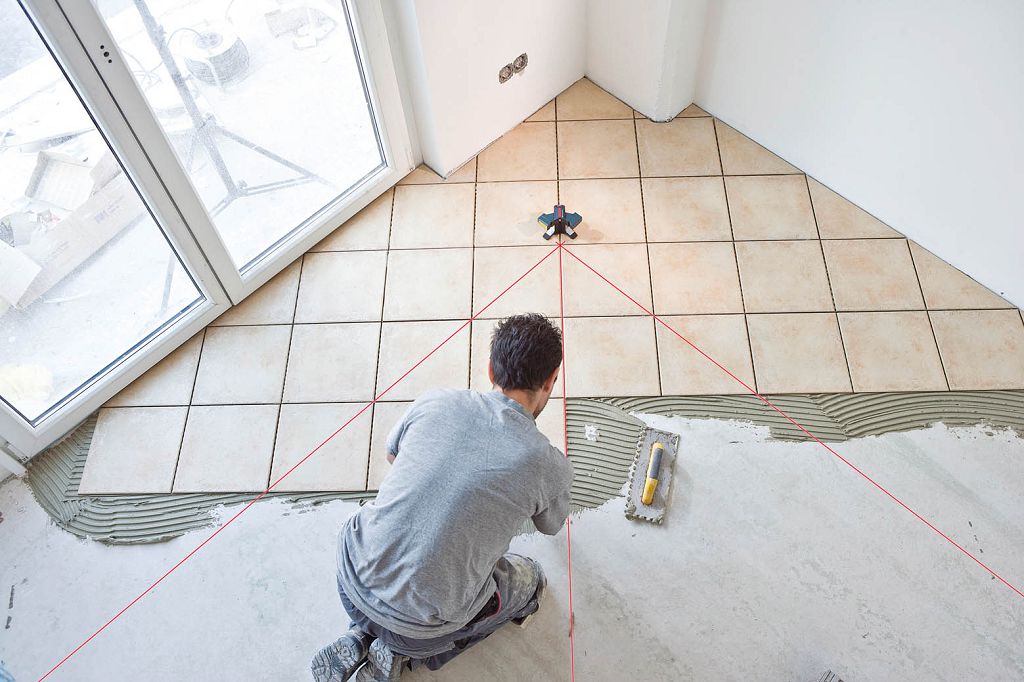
<box><xmin>641</xmin><ymin>442</ymin><xmax>665</xmax><ymax>505</ymax></box>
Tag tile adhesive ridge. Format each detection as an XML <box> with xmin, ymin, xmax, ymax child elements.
<box><xmin>23</xmin><ymin>391</ymin><xmax>1024</xmax><ymax>544</ymax></box>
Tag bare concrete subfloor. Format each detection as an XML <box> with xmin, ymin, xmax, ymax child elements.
<box><xmin>2</xmin><ymin>418</ymin><xmax>1022</xmax><ymax>681</ymax></box>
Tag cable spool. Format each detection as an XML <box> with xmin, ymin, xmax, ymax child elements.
<box><xmin>179</xmin><ymin>27</ymin><xmax>249</xmax><ymax>86</ymax></box>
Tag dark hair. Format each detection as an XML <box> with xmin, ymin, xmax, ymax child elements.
<box><xmin>489</xmin><ymin>314</ymin><xmax>562</xmax><ymax>391</ymax></box>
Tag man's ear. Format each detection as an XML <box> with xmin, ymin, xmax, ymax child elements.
<box><xmin>487</xmin><ymin>359</ymin><xmax>496</xmax><ymax>387</ymax></box>
<box><xmin>543</xmin><ymin>366</ymin><xmax>560</xmax><ymax>393</ymax></box>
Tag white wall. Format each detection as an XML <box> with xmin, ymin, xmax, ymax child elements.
<box><xmin>586</xmin><ymin>0</ymin><xmax>709</xmax><ymax>121</ymax></box>
<box><xmin>390</xmin><ymin>0</ymin><xmax>585</xmax><ymax>176</ymax></box>
<box><xmin>697</xmin><ymin>0</ymin><xmax>1024</xmax><ymax>305</ymax></box>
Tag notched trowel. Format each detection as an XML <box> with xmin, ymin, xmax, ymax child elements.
<box><xmin>624</xmin><ymin>427</ymin><xmax>680</xmax><ymax>524</ymax></box>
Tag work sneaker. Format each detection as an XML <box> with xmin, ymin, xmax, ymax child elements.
<box><xmin>355</xmin><ymin>638</ymin><xmax>410</xmax><ymax>681</ymax></box>
<box><xmin>513</xmin><ymin>568</ymin><xmax>548</xmax><ymax>629</ymax></box>
<box><xmin>311</xmin><ymin>627</ymin><xmax>371</xmax><ymax>682</ymax></box>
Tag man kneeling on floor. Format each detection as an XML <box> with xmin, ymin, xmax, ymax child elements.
<box><xmin>312</xmin><ymin>313</ymin><xmax>574</xmax><ymax>681</ymax></box>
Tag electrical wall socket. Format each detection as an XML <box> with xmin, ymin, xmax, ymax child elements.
<box><xmin>498</xmin><ymin>53</ymin><xmax>528</xmax><ymax>83</ymax></box>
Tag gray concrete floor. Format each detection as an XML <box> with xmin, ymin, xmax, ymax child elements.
<box><xmin>1</xmin><ymin>418</ymin><xmax>1022</xmax><ymax>680</ymax></box>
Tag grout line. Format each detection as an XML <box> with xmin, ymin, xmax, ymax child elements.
<box><xmin>634</xmin><ymin>114</ymin><xmax>662</xmax><ymax>395</ymax></box>
<box><xmin>714</xmin><ymin>120</ymin><xmax>759</xmax><ymax>393</ymax></box>
<box><xmin>467</xmin><ymin>159</ymin><xmax>480</xmax><ymax>389</ymax></box>
<box><xmin>168</xmin><ymin>327</ymin><xmax>207</xmax><ymax>492</ymax></box>
<box><xmin>804</xmin><ymin>174</ymin><xmax>856</xmax><ymax>392</ymax></box>
<box><xmin>907</xmin><ymin>240</ymin><xmax>952</xmax><ymax>391</ymax></box>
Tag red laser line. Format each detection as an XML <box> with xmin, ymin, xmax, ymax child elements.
<box><xmin>38</xmin><ymin>243</ymin><xmax>562</xmax><ymax>682</ymax></box>
<box><xmin>556</xmin><ymin>243</ymin><xmax>577</xmax><ymax>682</ymax></box>
<box><xmin>560</xmin><ymin>243</ymin><xmax>1024</xmax><ymax>601</ymax></box>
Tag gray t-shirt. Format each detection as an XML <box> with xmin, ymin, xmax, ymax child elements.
<box><xmin>337</xmin><ymin>389</ymin><xmax>573</xmax><ymax>638</ymax></box>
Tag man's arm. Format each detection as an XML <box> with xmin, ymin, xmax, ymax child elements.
<box><xmin>532</xmin><ymin>453</ymin><xmax>574</xmax><ymax>535</ymax></box>
<box><xmin>384</xmin><ymin>404</ymin><xmax>416</xmax><ymax>464</ymax></box>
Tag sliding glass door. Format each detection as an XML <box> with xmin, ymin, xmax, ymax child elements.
<box><xmin>0</xmin><ymin>0</ymin><xmax>411</xmax><ymax>463</ymax></box>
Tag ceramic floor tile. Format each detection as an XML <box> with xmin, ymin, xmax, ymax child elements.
<box><xmin>367</xmin><ymin>401</ymin><xmax>410</xmax><ymax>488</ymax></box>
<box><xmin>642</xmin><ymin>177</ymin><xmax>732</xmax><ymax>242</ymax></box>
<box><xmin>106</xmin><ymin>332</ymin><xmax>204</xmax><ymax>407</ymax></box>
<box><xmin>469</xmin><ymin>318</ymin><xmax>563</xmax><ymax>393</ymax></box>
<box><xmin>838</xmin><ymin>312</ymin><xmax>947</xmax><ymax>392</ymax></box>
<box><xmin>398</xmin><ymin>159</ymin><xmax>477</xmax><ymax>185</ymax></box>
<box><xmin>173</xmin><ymin>405</ymin><xmax>278</xmax><ymax>492</ymax></box>
<box><xmin>747</xmin><ymin>313</ymin><xmax>852</xmax><ymax>393</ymax></box>
<box><xmin>384</xmin><ymin>248</ymin><xmax>473</xmax><ymax>321</ymax></box>
<box><xmin>295</xmin><ymin>251</ymin><xmax>387</xmax><ymax>323</ymax></box>
<box><xmin>929</xmin><ymin>310</ymin><xmax>1024</xmax><ymax>390</ymax></box>
<box><xmin>678</xmin><ymin>104</ymin><xmax>711</xmax><ymax>118</ymax></box>
<box><xmin>714</xmin><ymin>120</ymin><xmax>799</xmax><ymax>175</ymax></box>
<box><xmin>390</xmin><ymin>184</ymin><xmax>475</xmax><ymax>249</ymax></box>
<box><xmin>192</xmin><ymin>326</ymin><xmax>291</xmax><ymax>404</ymax></box>
<box><xmin>656</xmin><ymin>315</ymin><xmax>755</xmax><ymax>394</ymax></box>
<box><xmin>807</xmin><ymin>178</ymin><xmax>902</xmax><ymax>239</ymax></box>
<box><xmin>78</xmin><ymin>407</ymin><xmax>187</xmax><ymax>494</ymax></box>
<box><xmin>558</xmin><ymin>179</ymin><xmax>646</xmax><ymax>243</ymax></box>
<box><xmin>556</xmin><ymin>78</ymin><xmax>633</xmax><ymax>120</ymax></box>
<box><xmin>474</xmin><ymin>181</ymin><xmax>558</xmax><ymax>246</ymax></box>
<box><xmin>725</xmin><ymin>175</ymin><xmax>818</xmax><ymax>240</ymax></box>
<box><xmin>648</xmin><ymin>242</ymin><xmax>744</xmax><ymax>315</ymax></box>
<box><xmin>376</xmin><ymin>321</ymin><xmax>470</xmax><ymax>401</ymax></box>
<box><xmin>908</xmin><ymin>241</ymin><xmax>1012</xmax><ymax>309</ymax></box>
<box><xmin>477</xmin><ymin>122</ymin><xmax>557</xmax><ymax>181</ymax></box>
<box><xmin>636</xmin><ymin>118</ymin><xmax>720</xmax><ymax>177</ymax></box>
<box><xmin>270</xmin><ymin>403</ymin><xmax>372</xmax><ymax>491</ymax></box>
<box><xmin>735</xmin><ymin>241</ymin><xmax>834</xmax><ymax>313</ymax></box>
<box><xmin>536</xmin><ymin>398</ymin><xmax>566</xmax><ymax>451</ymax></box>
<box><xmin>283</xmin><ymin>323</ymin><xmax>380</xmax><ymax>402</ymax></box>
<box><xmin>473</xmin><ymin>246</ymin><xmax>560</xmax><ymax>319</ymax></box>
<box><xmin>563</xmin><ymin>317</ymin><xmax>660</xmax><ymax>397</ymax></box>
<box><xmin>557</xmin><ymin>120</ymin><xmax>639</xmax><ymax>179</ymax></box>
<box><xmin>563</xmin><ymin>243</ymin><xmax>653</xmax><ymax>316</ymax></box>
<box><xmin>211</xmin><ymin>261</ymin><xmax>301</xmax><ymax>326</ymax></box>
<box><xmin>822</xmin><ymin>239</ymin><xmax>924</xmax><ymax>311</ymax></box>
<box><xmin>311</xmin><ymin>189</ymin><xmax>393</xmax><ymax>252</ymax></box>
<box><xmin>526</xmin><ymin>100</ymin><xmax>555</xmax><ymax>123</ymax></box>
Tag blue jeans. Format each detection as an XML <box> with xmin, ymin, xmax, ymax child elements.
<box><xmin>337</xmin><ymin>553</ymin><xmax>544</xmax><ymax>671</ymax></box>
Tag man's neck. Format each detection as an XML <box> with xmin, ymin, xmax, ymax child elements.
<box><xmin>500</xmin><ymin>388</ymin><xmax>538</xmax><ymax>418</ymax></box>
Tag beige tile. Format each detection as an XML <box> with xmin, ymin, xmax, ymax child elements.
<box><xmin>649</xmin><ymin>242</ymin><xmax>744</xmax><ymax>315</ymax></box>
<box><xmin>526</xmin><ymin>100</ymin><xmax>555</xmax><ymax>123</ymax></box>
<box><xmin>642</xmin><ymin>177</ymin><xmax>732</xmax><ymax>242</ymax></box>
<box><xmin>376</xmin><ymin>321</ymin><xmax>470</xmax><ymax>401</ymax></box>
<box><xmin>929</xmin><ymin>310</ymin><xmax>1024</xmax><ymax>390</ymax></box>
<box><xmin>735</xmin><ymin>241</ymin><xmax>834</xmax><ymax>313</ymax></box>
<box><xmin>557</xmin><ymin>120</ymin><xmax>639</xmax><ymax>179</ymax></box>
<box><xmin>678</xmin><ymin>104</ymin><xmax>711</xmax><ymax>118</ymax></box>
<box><xmin>556</xmin><ymin>78</ymin><xmax>632</xmax><ymax>120</ymax></box>
<box><xmin>656</xmin><ymin>315</ymin><xmax>755</xmax><ymax>394</ymax></box>
<box><xmin>270</xmin><ymin>403</ymin><xmax>372</xmax><ymax>491</ymax></box>
<box><xmin>212</xmin><ymin>261</ymin><xmax>300</xmax><ymax>326</ymax></box>
<box><xmin>714</xmin><ymin>120</ymin><xmax>799</xmax><ymax>175</ymax></box>
<box><xmin>312</xmin><ymin>189</ymin><xmax>392</xmax><ymax>252</ymax></box>
<box><xmin>838</xmin><ymin>312</ymin><xmax>947</xmax><ymax>392</ymax></box>
<box><xmin>747</xmin><ymin>313</ymin><xmax>852</xmax><ymax>393</ymax></box>
<box><xmin>469</xmin><ymin>318</ymin><xmax>563</xmax><ymax>392</ymax></box>
<box><xmin>563</xmin><ymin>317</ymin><xmax>660</xmax><ymax>397</ymax></box>
<box><xmin>807</xmin><ymin>178</ymin><xmax>901</xmax><ymax>239</ymax></box>
<box><xmin>295</xmin><ymin>251</ymin><xmax>387</xmax><ymax>323</ymax></box>
<box><xmin>79</xmin><ymin>407</ymin><xmax>187</xmax><ymax>494</ymax></box>
<box><xmin>636</xmin><ymin>118</ymin><xmax>720</xmax><ymax>177</ymax></box>
<box><xmin>725</xmin><ymin>175</ymin><xmax>817</xmax><ymax>240</ymax></box>
<box><xmin>473</xmin><ymin>246</ymin><xmax>560</xmax><ymax>319</ymax></box>
<box><xmin>822</xmin><ymin>239</ymin><xmax>924</xmax><ymax>311</ymax></box>
<box><xmin>367</xmin><ymin>401</ymin><xmax>411</xmax><ymax>488</ymax></box>
<box><xmin>384</xmin><ymin>248</ymin><xmax>473</xmax><ymax>321</ymax></box>
<box><xmin>536</xmin><ymin>398</ymin><xmax>566</xmax><ymax>452</ymax></box>
<box><xmin>192</xmin><ymin>326</ymin><xmax>291</xmax><ymax>404</ymax></box>
<box><xmin>558</xmin><ymin>179</ymin><xmax>645</xmax><ymax>243</ymax></box>
<box><xmin>106</xmin><ymin>332</ymin><xmax>204</xmax><ymax>407</ymax></box>
<box><xmin>173</xmin><ymin>405</ymin><xmax>278</xmax><ymax>492</ymax></box>
<box><xmin>909</xmin><ymin>242</ymin><xmax>1012</xmax><ymax>309</ymax></box>
<box><xmin>390</xmin><ymin>184</ymin><xmax>475</xmax><ymax>249</ymax></box>
<box><xmin>398</xmin><ymin>159</ymin><xmax>476</xmax><ymax>185</ymax></box>
<box><xmin>283</xmin><ymin>323</ymin><xmax>380</xmax><ymax>402</ymax></box>
<box><xmin>474</xmin><ymin>181</ymin><xmax>558</xmax><ymax>246</ymax></box>
<box><xmin>563</xmin><ymin>243</ymin><xmax>653</xmax><ymax>316</ymax></box>
<box><xmin>477</xmin><ymin>122</ymin><xmax>557</xmax><ymax>181</ymax></box>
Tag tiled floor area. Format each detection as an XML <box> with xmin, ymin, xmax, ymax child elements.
<box><xmin>80</xmin><ymin>78</ymin><xmax>1024</xmax><ymax>495</ymax></box>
